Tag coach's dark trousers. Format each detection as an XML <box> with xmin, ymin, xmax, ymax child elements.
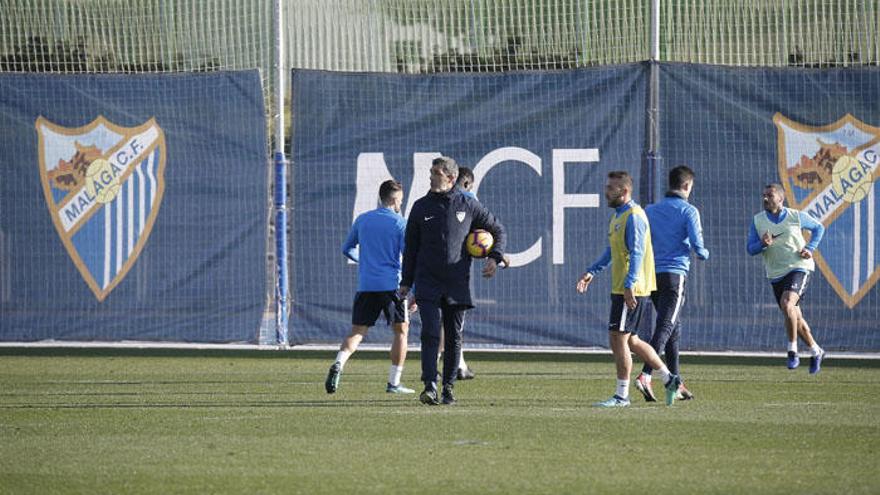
<box><xmin>642</xmin><ymin>272</ymin><xmax>687</xmax><ymax>376</ymax></box>
<box><xmin>417</xmin><ymin>297</ymin><xmax>465</xmax><ymax>388</ymax></box>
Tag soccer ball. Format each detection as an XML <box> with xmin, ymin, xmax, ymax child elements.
<box><xmin>465</xmin><ymin>229</ymin><xmax>494</xmax><ymax>258</ymax></box>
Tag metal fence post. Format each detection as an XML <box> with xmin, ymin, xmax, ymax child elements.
<box><xmin>274</xmin><ymin>0</ymin><xmax>289</xmax><ymax>345</ymax></box>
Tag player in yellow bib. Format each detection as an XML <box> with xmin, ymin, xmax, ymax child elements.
<box><xmin>747</xmin><ymin>183</ymin><xmax>826</xmax><ymax>373</ymax></box>
<box><xmin>577</xmin><ymin>171</ymin><xmax>682</xmax><ymax>407</ymax></box>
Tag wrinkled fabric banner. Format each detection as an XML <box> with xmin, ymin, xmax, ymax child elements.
<box><xmin>291</xmin><ymin>65</ymin><xmax>648</xmax><ymax>347</ymax></box>
<box><xmin>660</xmin><ymin>63</ymin><xmax>880</xmax><ymax>351</ymax></box>
<box><xmin>0</xmin><ymin>71</ymin><xmax>267</xmax><ymax>342</ymax></box>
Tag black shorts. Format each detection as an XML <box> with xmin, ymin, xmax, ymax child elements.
<box><xmin>608</xmin><ymin>293</ymin><xmax>651</xmax><ymax>334</ymax></box>
<box><xmin>352</xmin><ymin>291</ymin><xmax>408</xmax><ymax>327</ymax></box>
<box><xmin>771</xmin><ymin>271</ymin><xmax>811</xmax><ymax>306</ymax></box>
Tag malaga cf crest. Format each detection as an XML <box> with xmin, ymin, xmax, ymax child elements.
<box><xmin>774</xmin><ymin>113</ymin><xmax>879</xmax><ymax>308</ymax></box>
<box><xmin>36</xmin><ymin>116</ymin><xmax>166</xmax><ymax>301</ymax></box>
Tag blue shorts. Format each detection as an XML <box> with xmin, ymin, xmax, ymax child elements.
<box><xmin>351</xmin><ymin>291</ymin><xmax>408</xmax><ymax>327</ymax></box>
<box><xmin>608</xmin><ymin>293</ymin><xmax>651</xmax><ymax>334</ymax></box>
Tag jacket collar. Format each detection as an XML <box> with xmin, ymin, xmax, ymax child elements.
<box><xmin>428</xmin><ymin>188</ymin><xmax>457</xmax><ymax>200</ymax></box>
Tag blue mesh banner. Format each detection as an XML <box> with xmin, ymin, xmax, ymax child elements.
<box><xmin>660</xmin><ymin>63</ymin><xmax>880</xmax><ymax>352</ymax></box>
<box><xmin>291</xmin><ymin>65</ymin><xmax>648</xmax><ymax>346</ymax></box>
<box><xmin>0</xmin><ymin>71</ymin><xmax>268</xmax><ymax>343</ymax></box>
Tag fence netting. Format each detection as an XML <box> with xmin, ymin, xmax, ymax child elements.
<box><xmin>1</xmin><ymin>0</ymin><xmax>878</xmax><ymax>349</ymax></box>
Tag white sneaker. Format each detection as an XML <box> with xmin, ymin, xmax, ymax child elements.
<box><xmin>386</xmin><ymin>383</ymin><xmax>415</xmax><ymax>394</ymax></box>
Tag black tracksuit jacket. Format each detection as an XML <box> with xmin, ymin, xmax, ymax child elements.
<box><xmin>401</xmin><ymin>187</ymin><xmax>506</xmax><ymax>307</ymax></box>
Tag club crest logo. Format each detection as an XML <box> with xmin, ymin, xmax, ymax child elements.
<box><xmin>36</xmin><ymin>116</ymin><xmax>166</xmax><ymax>301</ymax></box>
<box><xmin>774</xmin><ymin>113</ymin><xmax>879</xmax><ymax>308</ymax></box>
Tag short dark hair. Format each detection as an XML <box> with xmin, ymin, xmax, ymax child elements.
<box><xmin>456</xmin><ymin>166</ymin><xmax>474</xmax><ymax>190</ymax></box>
<box><xmin>607</xmin><ymin>170</ymin><xmax>632</xmax><ymax>188</ymax></box>
<box><xmin>432</xmin><ymin>156</ymin><xmax>459</xmax><ymax>179</ymax></box>
<box><xmin>669</xmin><ymin>165</ymin><xmax>695</xmax><ymax>190</ymax></box>
<box><xmin>379</xmin><ymin>179</ymin><xmax>403</xmax><ymax>205</ymax></box>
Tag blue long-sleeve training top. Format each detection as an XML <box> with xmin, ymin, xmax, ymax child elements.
<box><xmin>646</xmin><ymin>191</ymin><xmax>709</xmax><ymax>275</ymax></box>
<box><xmin>747</xmin><ymin>208</ymin><xmax>825</xmax><ymax>280</ymax></box>
<box><xmin>342</xmin><ymin>206</ymin><xmax>406</xmax><ymax>292</ymax></box>
<box><xmin>585</xmin><ymin>200</ymin><xmax>649</xmax><ymax>289</ymax></box>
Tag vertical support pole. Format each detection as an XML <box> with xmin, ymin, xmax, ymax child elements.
<box><xmin>646</xmin><ymin>0</ymin><xmax>662</xmax><ymax>204</ymax></box>
<box><xmin>274</xmin><ymin>0</ymin><xmax>289</xmax><ymax>345</ymax></box>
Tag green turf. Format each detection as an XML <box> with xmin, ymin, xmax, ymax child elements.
<box><xmin>0</xmin><ymin>349</ymin><xmax>878</xmax><ymax>494</ymax></box>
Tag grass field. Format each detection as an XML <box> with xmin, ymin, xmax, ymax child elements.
<box><xmin>1</xmin><ymin>348</ymin><xmax>878</xmax><ymax>494</ymax></box>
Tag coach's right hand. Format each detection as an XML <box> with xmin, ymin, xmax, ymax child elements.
<box><xmin>576</xmin><ymin>272</ymin><xmax>593</xmax><ymax>294</ymax></box>
<box><xmin>482</xmin><ymin>258</ymin><xmax>498</xmax><ymax>278</ymax></box>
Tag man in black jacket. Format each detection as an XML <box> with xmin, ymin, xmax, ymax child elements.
<box><xmin>399</xmin><ymin>156</ymin><xmax>506</xmax><ymax>405</ymax></box>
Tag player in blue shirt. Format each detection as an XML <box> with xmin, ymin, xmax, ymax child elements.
<box><xmin>748</xmin><ymin>183</ymin><xmax>826</xmax><ymax>373</ymax></box>
<box><xmin>634</xmin><ymin>166</ymin><xmax>709</xmax><ymax>402</ymax></box>
<box><xmin>325</xmin><ymin>180</ymin><xmax>415</xmax><ymax>395</ymax></box>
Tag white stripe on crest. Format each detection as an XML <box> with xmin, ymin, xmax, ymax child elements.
<box><xmin>852</xmin><ymin>202</ymin><xmax>861</xmax><ymax>295</ymax></box>
<box><xmin>103</xmin><ymin>201</ymin><xmax>112</xmax><ymax>289</ymax></box>
<box><xmin>147</xmin><ymin>152</ymin><xmax>157</xmax><ymax>206</ymax></box>
<box><xmin>116</xmin><ymin>187</ymin><xmax>123</xmax><ymax>274</ymax></box>
<box><xmin>137</xmin><ymin>158</ymin><xmax>147</xmax><ymax>235</ymax></box>
<box><xmin>127</xmin><ymin>173</ymin><xmax>134</xmax><ymax>257</ymax></box>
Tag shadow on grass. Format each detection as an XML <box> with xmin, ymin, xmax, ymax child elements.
<box><xmin>0</xmin><ymin>347</ymin><xmax>877</xmax><ymax>368</ymax></box>
<box><xmin>0</xmin><ymin>397</ymin><xmax>571</xmax><ymax>410</ymax></box>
